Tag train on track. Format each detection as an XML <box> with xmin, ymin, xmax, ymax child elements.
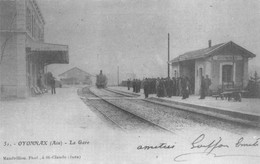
<box><xmin>96</xmin><ymin>70</ymin><xmax>107</xmax><ymax>88</ymax></box>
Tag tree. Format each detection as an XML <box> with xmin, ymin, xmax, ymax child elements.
<box><xmin>251</xmin><ymin>71</ymin><xmax>260</xmax><ymax>83</ymax></box>
<box><xmin>246</xmin><ymin>71</ymin><xmax>260</xmax><ymax>98</ymax></box>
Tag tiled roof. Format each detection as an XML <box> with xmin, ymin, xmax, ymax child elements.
<box><xmin>171</xmin><ymin>43</ymin><xmax>226</xmax><ymax>63</ymax></box>
<box><xmin>170</xmin><ymin>41</ymin><xmax>256</xmax><ymax>63</ymax></box>
<box><xmin>58</xmin><ymin>67</ymin><xmax>93</xmax><ymax>77</ymax></box>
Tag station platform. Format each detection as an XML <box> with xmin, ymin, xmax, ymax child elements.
<box><xmin>0</xmin><ymin>86</ymin><xmax>140</xmax><ymax>164</ymax></box>
<box><xmin>0</xmin><ymin>87</ymin><xmax>113</xmax><ymax>140</ymax></box>
<box><xmin>1</xmin><ymin>86</ymin><xmax>259</xmax><ymax>164</ymax></box>
<box><xmin>109</xmin><ymin>86</ymin><xmax>260</xmax><ymax>128</ymax></box>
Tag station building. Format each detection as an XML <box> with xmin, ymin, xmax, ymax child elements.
<box><xmin>58</xmin><ymin>67</ymin><xmax>93</xmax><ymax>85</ymax></box>
<box><xmin>170</xmin><ymin>40</ymin><xmax>256</xmax><ymax>95</ymax></box>
<box><xmin>0</xmin><ymin>0</ymin><xmax>69</xmax><ymax>98</ymax></box>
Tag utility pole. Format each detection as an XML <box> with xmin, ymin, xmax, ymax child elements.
<box><xmin>117</xmin><ymin>66</ymin><xmax>119</xmax><ymax>86</ymax></box>
<box><xmin>168</xmin><ymin>33</ymin><xmax>170</xmax><ymax>78</ymax></box>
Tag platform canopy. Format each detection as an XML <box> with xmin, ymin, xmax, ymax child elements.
<box><xmin>26</xmin><ymin>41</ymin><xmax>69</xmax><ymax>65</ymax></box>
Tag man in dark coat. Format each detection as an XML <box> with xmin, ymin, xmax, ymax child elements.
<box><xmin>178</xmin><ymin>77</ymin><xmax>182</xmax><ymax>96</ymax></box>
<box><xmin>133</xmin><ymin>79</ymin><xmax>136</xmax><ymax>92</ymax></box>
<box><xmin>185</xmin><ymin>77</ymin><xmax>191</xmax><ymax>98</ymax></box>
<box><xmin>166</xmin><ymin>77</ymin><xmax>173</xmax><ymax>97</ymax></box>
<box><xmin>143</xmin><ymin>78</ymin><xmax>149</xmax><ymax>98</ymax></box>
<box><xmin>157</xmin><ymin>78</ymin><xmax>164</xmax><ymax>97</ymax></box>
<box><xmin>50</xmin><ymin>76</ymin><xmax>56</xmax><ymax>94</ymax></box>
<box><xmin>151</xmin><ymin>79</ymin><xmax>156</xmax><ymax>94</ymax></box>
<box><xmin>156</xmin><ymin>78</ymin><xmax>160</xmax><ymax>97</ymax></box>
<box><xmin>137</xmin><ymin>79</ymin><xmax>141</xmax><ymax>93</ymax></box>
<box><xmin>135</xmin><ymin>79</ymin><xmax>139</xmax><ymax>93</ymax></box>
<box><xmin>205</xmin><ymin>75</ymin><xmax>212</xmax><ymax>96</ymax></box>
<box><xmin>181</xmin><ymin>76</ymin><xmax>187</xmax><ymax>99</ymax></box>
<box><xmin>37</xmin><ymin>76</ymin><xmax>42</xmax><ymax>90</ymax></box>
<box><xmin>127</xmin><ymin>79</ymin><xmax>131</xmax><ymax>90</ymax></box>
<box><xmin>176</xmin><ymin>77</ymin><xmax>179</xmax><ymax>96</ymax></box>
<box><xmin>199</xmin><ymin>76</ymin><xmax>206</xmax><ymax>99</ymax></box>
<box><xmin>172</xmin><ymin>77</ymin><xmax>176</xmax><ymax>96</ymax></box>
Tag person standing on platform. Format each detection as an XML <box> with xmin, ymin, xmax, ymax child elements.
<box><xmin>50</xmin><ymin>75</ymin><xmax>56</xmax><ymax>95</ymax></box>
<box><xmin>190</xmin><ymin>76</ymin><xmax>195</xmax><ymax>95</ymax></box>
<box><xmin>199</xmin><ymin>76</ymin><xmax>206</xmax><ymax>99</ymax></box>
<box><xmin>157</xmin><ymin>78</ymin><xmax>163</xmax><ymax>97</ymax></box>
<box><xmin>176</xmin><ymin>77</ymin><xmax>179</xmax><ymax>96</ymax></box>
<box><xmin>178</xmin><ymin>77</ymin><xmax>182</xmax><ymax>96</ymax></box>
<box><xmin>138</xmin><ymin>79</ymin><xmax>141</xmax><ymax>93</ymax></box>
<box><xmin>135</xmin><ymin>79</ymin><xmax>139</xmax><ymax>93</ymax></box>
<box><xmin>181</xmin><ymin>76</ymin><xmax>187</xmax><ymax>99</ymax></box>
<box><xmin>147</xmin><ymin>78</ymin><xmax>151</xmax><ymax>95</ymax></box>
<box><xmin>152</xmin><ymin>78</ymin><xmax>156</xmax><ymax>94</ymax></box>
<box><xmin>143</xmin><ymin>78</ymin><xmax>149</xmax><ymax>98</ymax></box>
<box><xmin>37</xmin><ymin>76</ymin><xmax>42</xmax><ymax>90</ymax></box>
<box><xmin>133</xmin><ymin>79</ymin><xmax>136</xmax><ymax>92</ymax></box>
<box><xmin>205</xmin><ymin>75</ymin><xmax>212</xmax><ymax>96</ymax></box>
<box><xmin>127</xmin><ymin>79</ymin><xmax>131</xmax><ymax>90</ymax></box>
<box><xmin>172</xmin><ymin>77</ymin><xmax>176</xmax><ymax>96</ymax></box>
<box><xmin>186</xmin><ymin>77</ymin><xmax>191</xmax><ymax>98</ymax></box>
<box><xmin>166</xmin><ymin>77</ymin><xmax>173</xmax><ymax>97</ymax></box>
<box><xmin>156</xmin><ymin>77</ymin><xmax>160</xmax><ymax>97</ymax></box>
<box><xmin>164</xmin><ymin>78</ymin><xmax>168</xmax><ymax>97</ymax></box>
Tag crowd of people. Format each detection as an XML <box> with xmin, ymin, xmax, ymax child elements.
<box><xmin>128</xmin><ymin>79</ymin><xmax>142</xmax><ymax>93</ymax></box>
<box><xmin>127</xmin><ymin>75</ymin><xmax>211</xmax><ymax>99</ymax></box>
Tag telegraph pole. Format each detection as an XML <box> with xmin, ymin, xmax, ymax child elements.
<box><xmin>168</xmin><ymin>33</ymin><xmax>170</xmax><ymax>78</ymax></box>
<box><xmin>117</xmin><ymin>66</ymin><xmax>119</xmax><ymax>86</ymax></box>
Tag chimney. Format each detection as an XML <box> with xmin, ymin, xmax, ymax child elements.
<box><xmin>208</xmin><ymin>40</ymin><xmax>212</xmax><ymax>48</ymax></box>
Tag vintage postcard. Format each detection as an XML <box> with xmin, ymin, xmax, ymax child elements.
<box><xmin>1</xmin><ymin>0</ymin><xmax>260</xmax><ymax>163</ymax></box>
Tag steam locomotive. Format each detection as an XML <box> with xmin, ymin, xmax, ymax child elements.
<box><xmin>96</xmin><ymin>70</ymin><xmax>107</xmax><ymax>88</ymax></box>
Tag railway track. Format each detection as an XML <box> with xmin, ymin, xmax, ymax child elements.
<box><xmin>104</xmin><ymin>88</ymin><xmax>138</xmax><ymax>97</ymax></box>
<box><xmin>80</xmin><ymin>86</ymin><xmax>260</xmax><ymax>137</ymax></box>
<box><xmin>79</xmin><ymin>87</ymin><xmax>173</xmax><ymax>134</ymax></box>
<box><xmin>100</xmin><ymin>87</ymin><xmax>260</xmax><ymax>135</ymax></box>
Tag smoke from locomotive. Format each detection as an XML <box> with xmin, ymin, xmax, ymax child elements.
<box><xmin>96</xmin><ymin>70</ymin><xmax>107</xmax><ymax>88</ymax></box>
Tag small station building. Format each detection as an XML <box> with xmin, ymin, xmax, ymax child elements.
<box><xmin>0</xmin><ymin>0</ymin><xmax>69</xmax><ymax>98</ymax></box>
<box><xmin>170</xmin><ymin>40</ymin><xmax>256</xmax><ymax>95</ymax></box>
<box><xmin>58</xmin><ymin>67</ymin><xmax>93</xmax><ymax>85</ymax></box>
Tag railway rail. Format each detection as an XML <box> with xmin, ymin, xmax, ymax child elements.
<box><xmin>79</xmin><ymin>86</ymin><xmax>260</xmax><ymax>136</ymax></box>
<box><xmin>79</xmin><ymin>87</ymin><xmax>173</xmax><ymax>133</ymax></box>
<box><xmin>101</xmin><ymin>87</ymin><xmax>260</xmax><ymax>135</ymax></box>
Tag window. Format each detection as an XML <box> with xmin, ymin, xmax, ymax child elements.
<box><xmin>31</xmin><ymin>15</ymin><xmax>34</xmax><ymax>36</ymax></box>
<box><xmin>222</xmin><ymin>65</ymin><xmax>233</xmax><ymax>82</ymax></box>
<box><xmin>40</xmin><ymin>28</ymin><xmax>44</xmax><ymax>41</ymax></box>
<box><xmin>26</xmin><ymin>8</ymin><xmax>32</xmax><ymax>32</ymax></box>
<box><xmin>33</xmin><ymin>16</ymin><xmax>36</xmax><ymax>38</ymax></box>
<box><xmin>31</xmin><ymin>15</ymin><xmax>37</xmax><ymax>38</ymax></box>
<box><xmin>38</xmin><ymin>26</ymin><xmax>41</xmax><ymax>40</ymax></box>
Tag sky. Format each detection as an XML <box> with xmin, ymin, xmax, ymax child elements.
<box><xmin>37</xmin><ymin>0</ymin><xmax>260</xmax><ymax>84</ymax></box>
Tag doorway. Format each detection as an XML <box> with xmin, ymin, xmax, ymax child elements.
<box><xmin>222</xmin><ymin>64</ymin><xmax>234</xmax><ymax>88</ymax></box>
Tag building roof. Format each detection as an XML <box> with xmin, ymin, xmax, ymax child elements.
<box><xmin>32</xmin><ymin>0</ymin><xmax>45</xmax><ymax>25</ymax></box>
<box><xmin>170</xmin><ymin>41</ymin><xmax>256</xmax><ymax>63</ymax></box>
<box><xmin>58</xmin><ymin>67</ymin><xmax>94</xmax><ymax>77</ymax></box>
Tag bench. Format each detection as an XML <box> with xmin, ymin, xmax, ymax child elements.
<box><xmin>212</xmin><ymin>88</ymin><xmax>247</xmax><ymax>102</ymax></box>
<box><xmin>31</xmin><ymin>86</ymin><xmax>41</xmax><ymax>96</ymax></box>
<box><xmin>31</xmin><ymin>86</ymin><xmax>48</xmax><ymax>96</ymax></box>
<box><xmin>212</xmin><ymin>88</ymin><xmax>224</xmax><ymax>100</ymax></box>
<box><xmin>221</xmin><ymin>90</ymin><xmax>242</xmax><ymax>102</ymax></box>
